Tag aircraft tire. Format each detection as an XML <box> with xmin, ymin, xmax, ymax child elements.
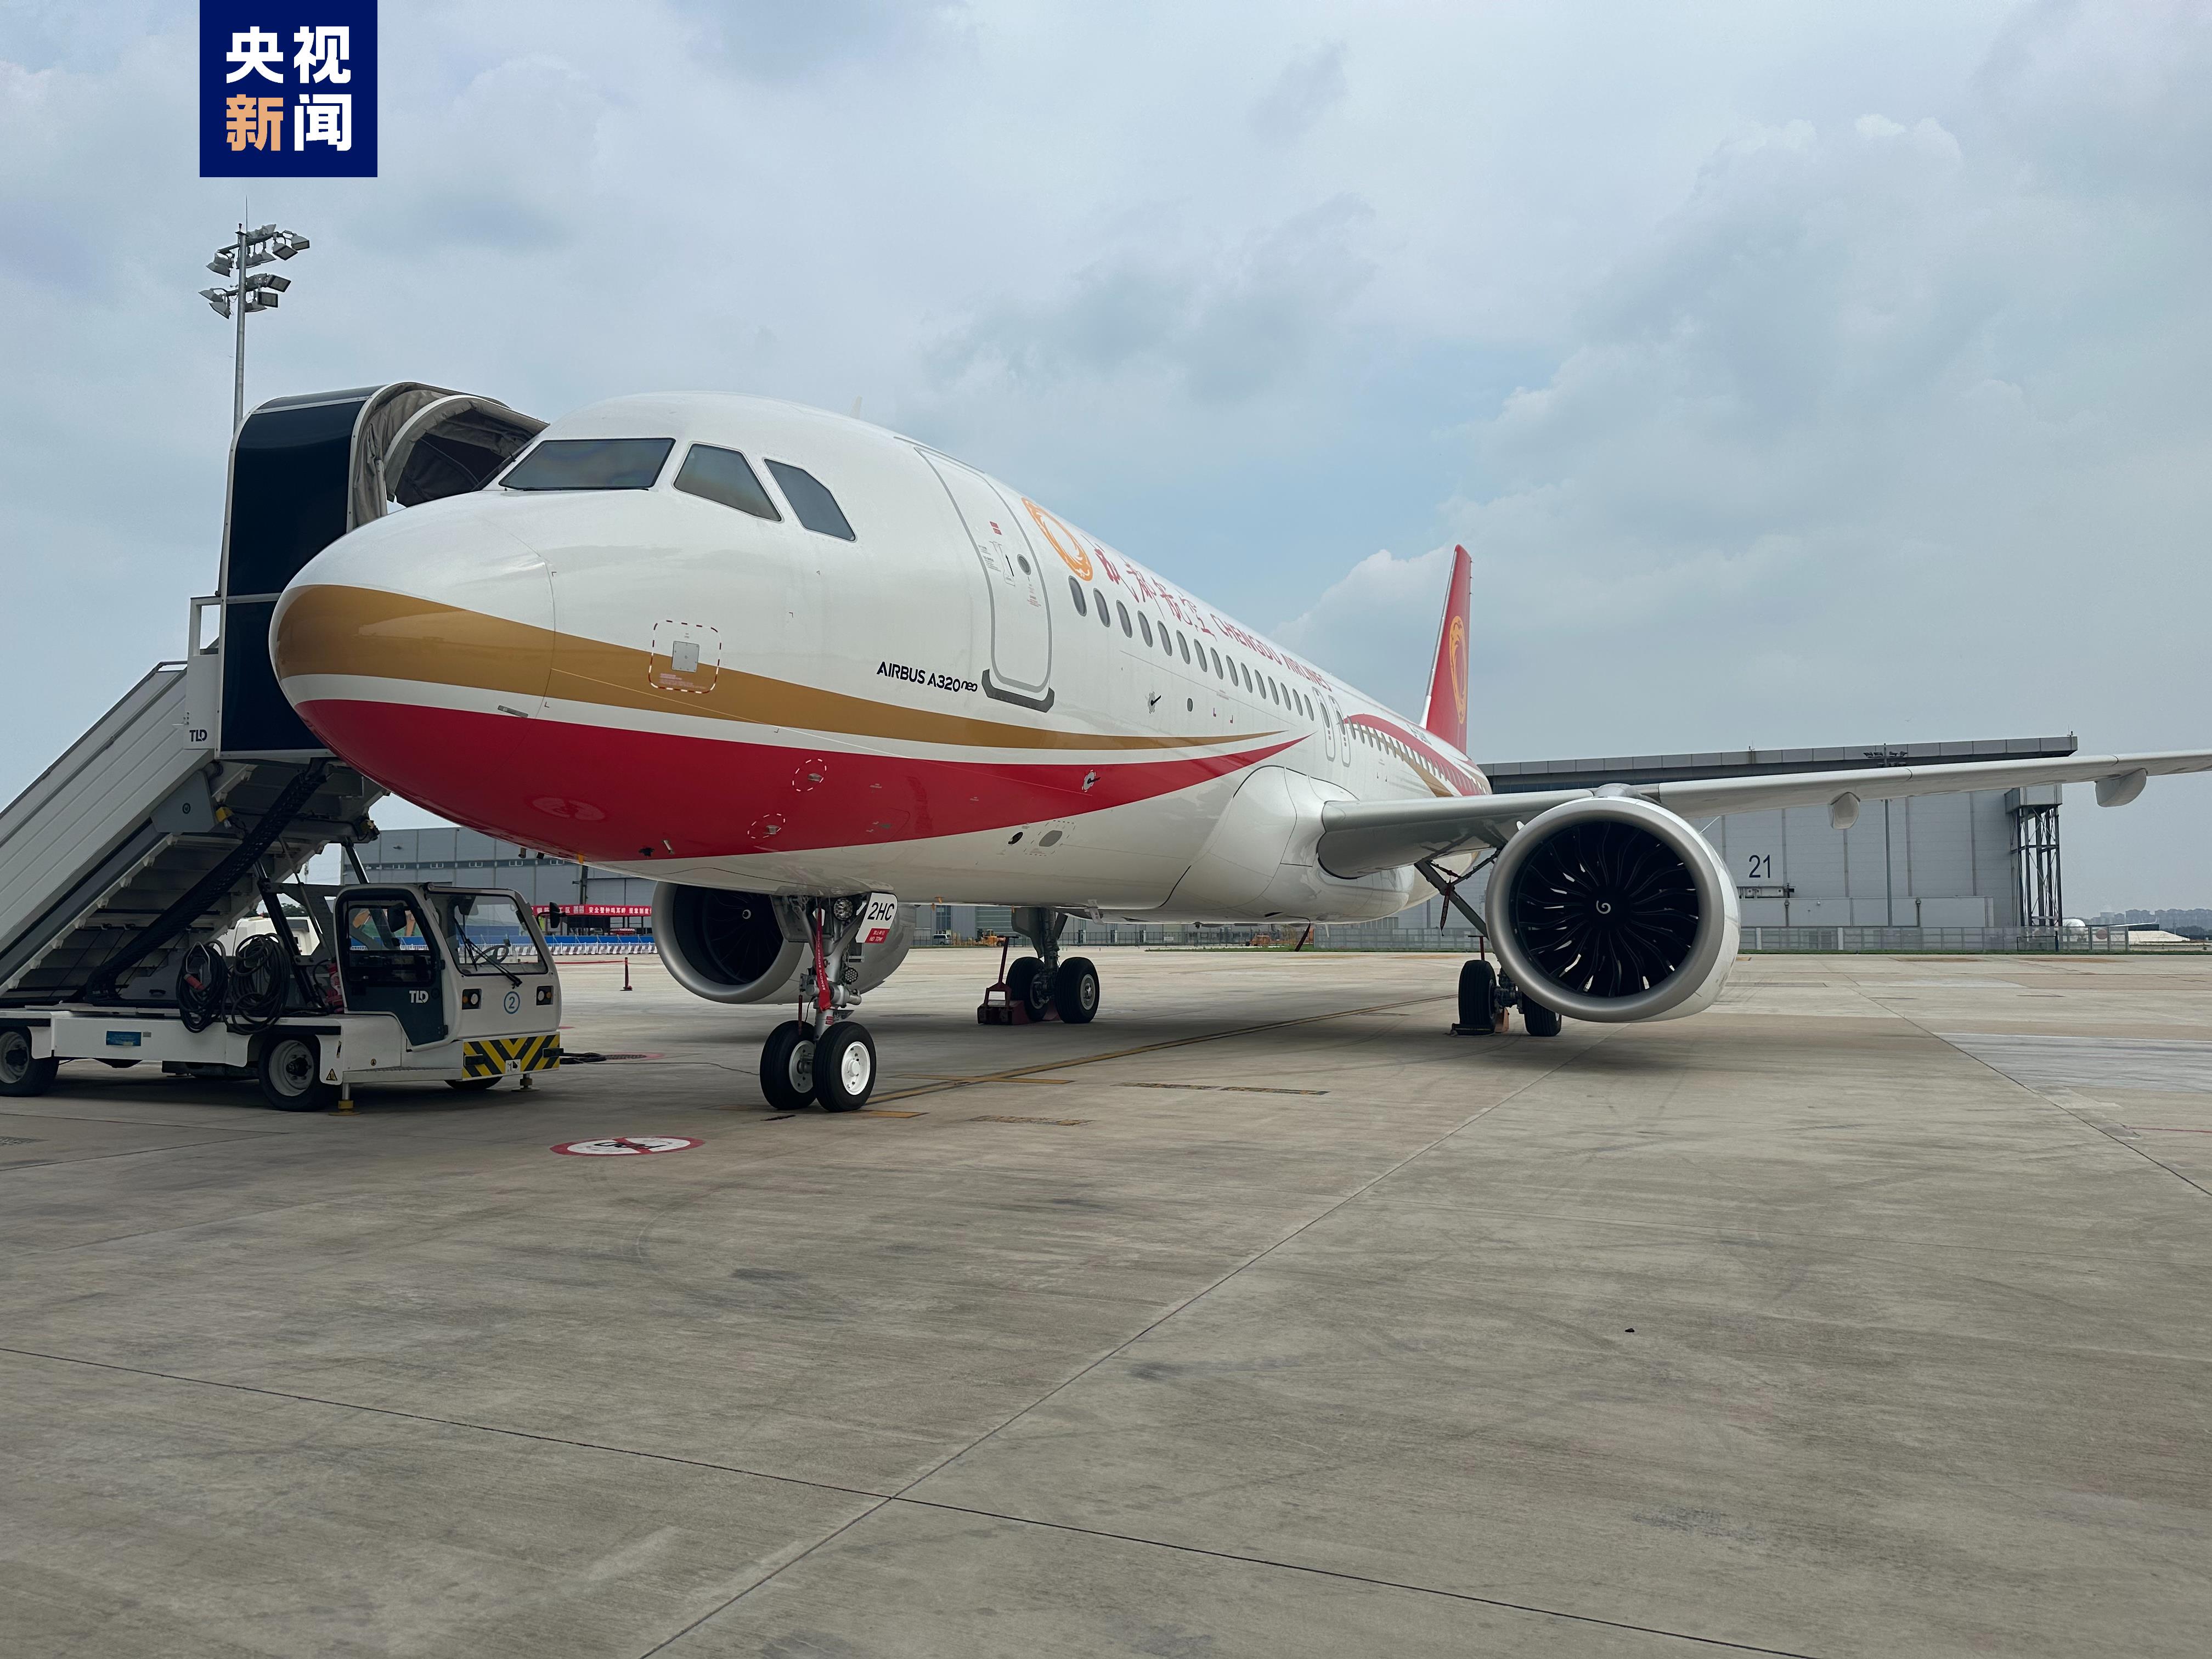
<box><xmin>1006</xmin><ymin>957</ymin><xmax>1052</xmax><ymax>1020</ymax></box>
<box><xmin>760</xmin><ymin>1020</ymin><xmax>816</xmax><ymax>1111</ymax></box>
<box><xmin>1052</xmin><ymin>957</ymin><xmax>1099</xmax><ymax>1024</ymax></box>
<box><xmin>814</xmin><ymin>1022</ymin><xmax>876</xmax><ymax>1112</ymax></box>
<box><xmin>1520</xmin><ymin>997</ymin><xmax>1563</xmax><ymax>1038</ymax></box>
<box><xmin>1457</xmin><ymin>961</ymin><xmax>1497</xmax><ymax>1033</ymax></box>
<box><xmin>0</xmin><ymin>1024</ymin><xmax>58</xmax><ymax>1098</ymax></box>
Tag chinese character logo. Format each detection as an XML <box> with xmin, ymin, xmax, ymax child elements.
<box><xmin>201</xmin><ymin>4</ymin><xmax>376</xmax><ymax>178</ymax></box>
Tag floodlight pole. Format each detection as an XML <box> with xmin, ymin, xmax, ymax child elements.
<box><xmin>204</xmin><ymin>222</ymin><xmax>308</xmax><ymax>435</ymax></box>
<box><xmin>232</xmin><ymin>222</ymin><xmax>250</xmax><ymax>435</ymax></box>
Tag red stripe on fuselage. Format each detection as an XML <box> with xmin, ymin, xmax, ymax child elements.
<box><xmin>297</xmin><ymin>698</ymin><xmax>1301</xmax><ymax>861</ymax></box>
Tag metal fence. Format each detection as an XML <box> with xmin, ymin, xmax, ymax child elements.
<box><xmin>1738</xmin><ymin>924</ymin><xmax>2203</xmax><ymax>954</ymax></box>
<box><xmin>916</xmin><ymin>922</ymin><xmax>2204</xmax><ymax>955</ymax></box>
<box><xmin>551</xmin><ymin>924</ymin><xmax>2198</xmax><ymax>959</ymax></box>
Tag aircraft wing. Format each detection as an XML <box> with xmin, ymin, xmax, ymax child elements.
<box><xmin>1315</xmin><ymin>750</ymin><xmax>2212</xmax><ymax>879</ymax></box>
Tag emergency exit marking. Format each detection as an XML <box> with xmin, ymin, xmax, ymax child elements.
<box><xmin>551</xmin><ymin>1136</ymin><xmax>702</xmax><ymax>1156</ymax></box>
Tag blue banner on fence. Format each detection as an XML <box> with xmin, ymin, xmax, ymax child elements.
<box><xmin>200</xmin><ymin>3</ymin><xmax>377</xmax><ymax>178</ymax></box>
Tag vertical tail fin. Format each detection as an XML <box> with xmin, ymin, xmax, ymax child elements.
<box><xmin>1421</xmin><ymin>544</ymin><xmax>1472</xmax><ymax>753</ymax></box>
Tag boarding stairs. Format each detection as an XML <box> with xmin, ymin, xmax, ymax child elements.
<box><xmin>0</xmin><ymin>382</ymin><xmax>541</xmax><ymax>1010</ymax></box>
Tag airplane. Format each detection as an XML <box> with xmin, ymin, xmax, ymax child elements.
<box><xmin>268</xmin><ymin>392</ymin><xmax>2212</xmax><ymax>1111</ymax></box>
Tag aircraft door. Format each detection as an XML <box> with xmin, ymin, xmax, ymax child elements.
<box><xmin>921</xmin><ymin>451</ymin><xmax>1054</xmax><ymax>711</ymax></box>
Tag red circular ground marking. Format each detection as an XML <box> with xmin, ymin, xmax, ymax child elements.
<box><xmin>551</xmin><ymin>1136</ymin><xmax>702</xmax><ymax>1156</ymax></box>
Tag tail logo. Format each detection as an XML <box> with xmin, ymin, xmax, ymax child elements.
<box><xmin>1448</xmin><ymin>616</ymin><xmax>1467</xmax><ymax>719</ymax></box>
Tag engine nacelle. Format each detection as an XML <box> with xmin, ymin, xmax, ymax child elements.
<box><xmin>1486</xmin><ymin>796</ymin><xmax>1739</xmax><ymax>1024</ymax></box>
<box><xmin>652</xmin><ymin>884</ymin><xmax>913</xmax><ymax>1005</ymax></box>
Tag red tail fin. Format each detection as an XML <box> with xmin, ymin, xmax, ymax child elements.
<box><xmin>1421</xmin><ymin>545</ymin><xmax>1472</xmax><ymax>753</ymax></box>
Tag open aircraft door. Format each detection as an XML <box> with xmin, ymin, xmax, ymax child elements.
<box><xmin>919</xmin><ymin>449</ymin><xmax>1055</xmax><ymax>712</ymax></box>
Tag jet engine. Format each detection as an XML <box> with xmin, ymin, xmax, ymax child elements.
<box><xmin>652</xmin><ymin>884</ymin><xmax>913</xmax><ymax>1005</ymax></box>
<box><xmin>1485</xmin><ymin>796</ymin><xmax>1739</xmax><ymax>1024</ymax></box>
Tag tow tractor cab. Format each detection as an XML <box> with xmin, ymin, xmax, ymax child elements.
<box><xmin>0</xmin><ymin>883</ymin><xmax>561</xmax><ymax>1111</ymax></box>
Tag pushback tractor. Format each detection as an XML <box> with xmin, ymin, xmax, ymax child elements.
<box><xmin>0</xmin><ymin>382</ymin><xmax>565</xmax><ymax>1109</ymax></box>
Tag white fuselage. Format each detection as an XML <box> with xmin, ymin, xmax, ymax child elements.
<box><xmin>273</xmin><ymin>392</ymin><xmax>1487</xmax><ymax>923</ymax></box>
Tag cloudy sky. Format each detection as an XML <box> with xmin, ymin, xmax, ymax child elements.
<box><xmin>2</xmin><ymin>1</ymin><xmax>2206</xmax><ymax>909</ymax></box>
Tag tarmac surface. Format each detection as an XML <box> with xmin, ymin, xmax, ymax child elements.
<box><xmin>3</xmin><ymin>946</ymin><xmax>2210</xmax><ymax>1658</ymax></box>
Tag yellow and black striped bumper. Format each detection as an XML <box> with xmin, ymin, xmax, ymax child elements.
<box><xmin>461</xmin><ymin>1035</ymin><xmax>563</xmax><ymax>1078</ymax></box>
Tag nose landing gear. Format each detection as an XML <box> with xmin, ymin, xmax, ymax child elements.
<box><xmin>758</xmin><ymin>894</ymin><xmax>886</xmax><ymax>1111</ymax></box>
<box><xmin>978</xmin><ymin>907</ymin><xmax>1099</xmax><ymax>1026</ymax></box>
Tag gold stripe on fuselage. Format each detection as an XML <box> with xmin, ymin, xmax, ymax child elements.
<box><xmin>276</xmin><ymin>584</ymin><xmax>1265</xmax><ymax>753</ymax></box>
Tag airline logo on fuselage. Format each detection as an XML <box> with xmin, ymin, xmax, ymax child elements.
<box><xmin>1023</xmin><ymin>498</ymin><xmax>1093</xmax><ymax>580</ymax></box>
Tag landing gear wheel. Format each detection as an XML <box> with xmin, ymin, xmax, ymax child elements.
<box><xmin>257</xmin><ymin>1034</ymin><xmax>336</xmax><ymax>1112</ymax></box>
<box><xmin>1520</xmin><ymin>997</ymin><xmax>1562</xmax><ymax>1038</ymax></box>
<box><xmin>0</xmin><ymin>1024</ymin><xmax>58</xmax><ymax>1098</ymax></box>
<box><xmin>814</xmin><ymin>1022</ymin><xmax>876</xmax><ymax>1112</ymax></box>
<box><xmin>1006</xmin><ymin>957</ymin><xmax>1052</xmax><ymax>1019</ymax></box>
<box><xmin>1052</xmin><ymin>957</ymin><xmax>1099</xmax><ymax>1024</ymax></box>
<box><xmin>446</xmin><ymin>1076</ymin><xmax>501</xmax><ymax>1092</ymax></box>
<box><xmin>1456</xmin><ymin>961</ymin><xmax>1498</xmax><ymax>1034</ymax></box>
<box><xmin>759</xmin><ymin>1020</ymin><xmax>816</xmax><ymax>1112</ymax></box>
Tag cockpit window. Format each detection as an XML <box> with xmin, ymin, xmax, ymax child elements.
<box><xmin>764</xmin><ymin>460</ymin><xmax>855</xmax><ymax>540</ymax></box>
<box><xmin>500</xmin><ymin>438</ymin><xmax>673</xmax><ymax>491</ymax></box>
<box><xmin>674</xmin><ymin>444</ymin><xmax>781</xmax><ymax>520</ymax></box>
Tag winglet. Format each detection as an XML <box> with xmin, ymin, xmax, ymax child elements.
<box><xmin>1421</xmin><ymin>544</ymin><xmax>1472</xmax><ymax>752</ymax></box>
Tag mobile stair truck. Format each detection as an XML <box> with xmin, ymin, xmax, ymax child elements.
<box><xmin>0</xmin><ymin>383</ymin><xmax>569</xmax><ymax>1110</ymax></box>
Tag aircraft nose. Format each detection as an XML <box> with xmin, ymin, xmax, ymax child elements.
<box><xmin>273</xmin><ymin>498</ymin><xmax>558</xmax><ymax>825</ymax></box>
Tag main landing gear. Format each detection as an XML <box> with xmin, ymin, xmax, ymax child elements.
<box><xmin>978</xmin><ymin>906</ymin><xmax>1099</xmax><ymax>1027</ymax></box>
<box><xmin>1453</xmin><ymin>958</ymin><xmax>1561</xmax><ymax>1039</ymax></box>
<box><xmin>760</xmin><ymin>895</ymin><xmax>883</xmax><ymax>1113</ymax></box>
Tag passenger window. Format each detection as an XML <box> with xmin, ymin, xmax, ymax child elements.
<box><xmin>1069</xmin><ymin>578</ymin><xmax>1087</xmax><ymax>617</ymax></box>
<box><xmin>674</xmin><ymin>444</ymin><xmax>780</xmax><ymax>520</ymax></box>
<box><xmin>1177</xmin><ymin>633</ymin><xmax>1190</xmax><ymax>663</ymax></box>
<box><xmin>1211</xmin><ymin>648</ymin><xmax>1224</xmax><ymax>679</ymax></box>
<box><xmin>764</xmin><ymin>460</ymin><xmax>856</xmax><ymax>540</ymax></box>
<box><xmin>1138</xmin><ymin>613</ymin><xmax>1153</xmax><ymax>646</ymax></box>
<box><xmin>501</xmin><ymin>437</ymin><xmax>673</xmax><ymax>491</ymax></box>
<box><xmin>1093</xmin><ymin>588</ymin><xmax>1112</xmax><ymax>627</ymax></box>
<box><xmin>1117</xmin><ymin>602</ymin><xmax>1132</xmax><ymax>637</ymax></box>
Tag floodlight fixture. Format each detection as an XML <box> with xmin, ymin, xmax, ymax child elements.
<box><xmin>198</xmin><ymin>221</ymin><xmax>310</xmax><ymax>432</ymax></box>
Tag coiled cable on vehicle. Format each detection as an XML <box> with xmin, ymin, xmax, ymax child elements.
<box><xmin>177</xmin><ymin>941</ymin><xmax>228</xmax><ymax>1034</ymax></box>
<box><xmin>229</xmin><ymin>935</ymin><xmax>290</xmax><ymax>1029</ymax></box>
